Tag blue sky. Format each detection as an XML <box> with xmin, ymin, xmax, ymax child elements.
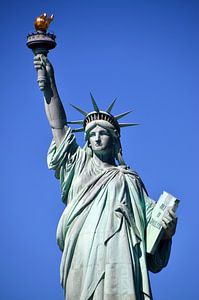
<box><xmin>1</xmin><ymin>0</ymin><xmax>198</xmax><ymax>299</ymax></box>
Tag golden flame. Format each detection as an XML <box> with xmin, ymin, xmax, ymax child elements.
<box><xmin>34</xmin><ymin>13</ymin><xmax>54</xmax><ymax>31</ymax></box>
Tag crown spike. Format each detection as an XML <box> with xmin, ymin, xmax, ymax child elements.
<box><xmin>72</xmin><ymin>127</ymin><xmax>84</xmax><ymax>132</ymax></box>
<box><xmin>90</xmin><ymin>93</ymin><xmax>100</xmax><ymax>112</ymax></box>
<box><xmin>106</xmin><ymin>98</ymin><xmax>117</xmax><ymax>113</ymax></box>
<box><xmin>115</xmin><ymin>111</ymin><xmax>132</xmax><ymax>120</ymax></box>
<box><xmin>119</xmin><ymin>123</ymin><xmax>139</xmax><ymax>128</ymax></box>
<box><xmin>67</xmin><ymin>120</ymin><xmax>84</xmax><ymax>124</ymax></box>
<box><xmin>70</xmin><ymin>104</ymin><xmax>88</xmax><ymax>116</ymax></box>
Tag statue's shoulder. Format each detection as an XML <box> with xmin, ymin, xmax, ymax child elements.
<box><xmin>120</xmin><ymin>166</ymin><xmax>148</xmax><ymax>196</ymax></box>
<box><xmin>117</xmin><ymin>165</ymin><xmax>140</xmax><ymax>178</ymax></box>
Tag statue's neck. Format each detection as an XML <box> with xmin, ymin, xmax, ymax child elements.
<box><xmin>93</xmin><ymin>152</ymin><xmax>116</xmax><ymax>166</ymax></box>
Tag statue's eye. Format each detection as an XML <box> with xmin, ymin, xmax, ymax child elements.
<box><xmin>89</xmin><ymin>132</ymin><xmax>95</xmax><ymax>137</ymax></box>
<box><xmin>99</xmin><ymin>131</ymin><xmax>109</xmax><ymax>136</ymax></box>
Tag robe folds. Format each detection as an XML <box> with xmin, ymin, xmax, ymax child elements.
<box><xmin>47</xmin><ymin>128</ymin><xmax>172</xmax><ymax>300</ymax></box>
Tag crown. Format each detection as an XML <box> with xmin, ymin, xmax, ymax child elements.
<box><xmin>67</xmin><ymin>93</ymin><xmax>138</xmax><ymax>136</ymax></box>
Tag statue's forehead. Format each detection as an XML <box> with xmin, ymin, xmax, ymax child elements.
<box><xmin>89</xmin><ymin>125</ymin><xmax>109</xmax><ymax>133</ymax></box>
<box><xmin>85</xmin><ymin>120</ymin><xmax>115</xmax><ymax>134</ymax></box>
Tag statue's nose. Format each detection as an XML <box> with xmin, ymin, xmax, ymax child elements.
<box><xmin>95</xmin><ymin>133</ymin><xmax>101</xmax><ymax>143</ymax></box>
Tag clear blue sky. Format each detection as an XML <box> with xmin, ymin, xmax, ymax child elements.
<box><xmin>1</xmin><ymin>0</ymin><xmax>198</xmax><ymax>299</ymax></box>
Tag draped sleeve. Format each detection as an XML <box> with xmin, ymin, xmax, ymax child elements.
<box><xmin>47</xmin><ymin>127</ymin><xmax>87</xmax><ymax>204</ymax></box>
<box><xmin>147</xmin><ymin>239</ymin><xmax>172</xmax><ymax>273</ymax></box>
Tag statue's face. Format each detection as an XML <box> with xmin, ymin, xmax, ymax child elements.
<box><xmin>89</xmin><ymin>125</ymin><xmax>112</xmax><ymax>154</ymax></box>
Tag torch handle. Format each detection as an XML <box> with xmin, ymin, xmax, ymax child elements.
<box><xmin>34</xmin><ymin>49</ymin><xmax>49</xmax><ymax>92</ymax></box>
<box><xmin>37</xmin><ymin>66</ymin><xmax>46</xmax><ymax>91</ymax></box>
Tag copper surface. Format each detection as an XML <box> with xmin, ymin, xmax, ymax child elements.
<box><xmin>34</xmin><ymin>13</ymin><xmax>54</xmax><ymax>31</ymax></box>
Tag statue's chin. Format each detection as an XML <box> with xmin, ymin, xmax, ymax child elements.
<box><xmin>92</xmin><ymin>147</ymin><xmax>114</xmax><ymax>162</ymax></box>
<box><xmin>92</xmin><ymin>147</ymin><xmax>110</xmax><ymax>155</ymax></box>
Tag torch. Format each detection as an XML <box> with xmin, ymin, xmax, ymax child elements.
<box><xmin>27</xmin><ymin>13</ymin><xmax>56</xmax><ymax>91</ymax></box>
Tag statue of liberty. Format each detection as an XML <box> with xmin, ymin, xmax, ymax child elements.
<box><xmin>33</xmin><ymin>49</ymin><xmax>177</xmax><ymax>300</ymax></box>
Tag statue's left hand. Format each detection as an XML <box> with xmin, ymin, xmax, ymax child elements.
<box><xmin>161</xmin><ymin>208</ymin><xmax>177</xmax><ymax>240</ymax></box>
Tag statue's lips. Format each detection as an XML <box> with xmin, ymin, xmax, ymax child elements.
<box><xmin>92</xmin><ymin>144</ymin><xmax>108</xmax><ymax>150</ymax></box>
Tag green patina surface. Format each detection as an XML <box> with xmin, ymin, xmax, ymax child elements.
<box><xmin>48</xmin><ymin>128</ymin><xmax>171</xmax><ymax>300</ymax></box>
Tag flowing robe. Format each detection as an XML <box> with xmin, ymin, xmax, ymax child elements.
<box><xmin>47</xmin><ymin>128</ymin><xmax>172</xmax><ymax>300</ymax></box>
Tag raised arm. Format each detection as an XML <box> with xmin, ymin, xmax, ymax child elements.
<box><xmin>34</xmin><ymin>54</ymin><xmax>68</xmax><ymax>147</ymax></box>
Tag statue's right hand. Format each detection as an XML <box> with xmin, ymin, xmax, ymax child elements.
<box><xmin>34</xmin><ymin>54</ymin><xmax>54</xmax><ymax>90</ymax></box>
